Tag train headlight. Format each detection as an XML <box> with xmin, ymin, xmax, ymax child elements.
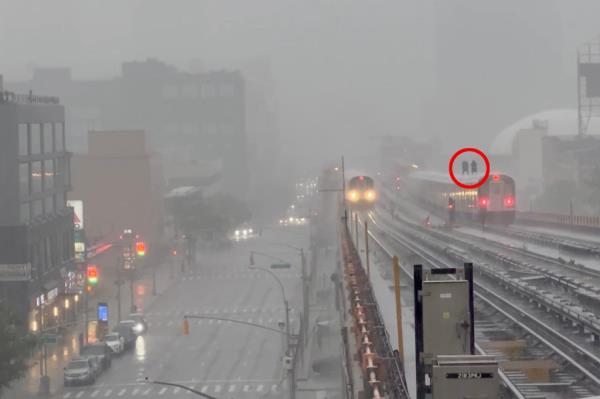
<box><xmin>365</xmin><ymin>190</ymin><xmax>376</xmax><ymax>201</ymax></box>
<box><xmin>348</xmin><ymin>190</ymin><xmax>359</xmax><ymax>202</ymax></box>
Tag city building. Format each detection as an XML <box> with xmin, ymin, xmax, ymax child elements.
<box><xmin>69</xmin><ymin>130</ymin><xmax>163</xmax><ymax>247</ymax></box>
<box><xmin>0</xmin><ymin>78</ymin><xmax>74</xmax><ymax>329</ymax></box>
<box><xmin>8</xmin><ymin>59</ymin><xmax>248</xmax><ymax>198</ymax></box>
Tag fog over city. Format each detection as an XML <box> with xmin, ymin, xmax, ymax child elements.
<box><xmin>4</xmin><ymin>2</ymin><xmax>600</xmax><ymax>399</ymax></box>
<box><xmin>1</xmin><ymin>1</ymin><xmax>599</xmax><ymax>167</ymax></box>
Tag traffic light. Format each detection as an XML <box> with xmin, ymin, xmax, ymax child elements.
<box><xmin>183</xmin><ymin>318</ymin><xmax>190</xmax><ymax>336</ymax></box>
<box><xmin>87</xmin><ymin>265</ymin><xmax>98</xmax><ymax>286</ymax></box>
<box><xmin>135</xmin><ymin>241</ymin><xmax>146</xmax><ymax>257</ymax></box>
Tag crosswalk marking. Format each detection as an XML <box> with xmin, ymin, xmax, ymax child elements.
<box><xmin>63</xmin><ymin>393</ymin><xmax>71</xmax><ymax>398</ymax></box>
<box><xmin>104</xmin><ymin>389</ymin><xmax>112</xmax><ymax>397</ymax></box>
<box><xmin>76</xmin><ymin>392</ymin><xmax>84</xmax><ymax>398</ymax></box>
<box><xmin>173</xmin><ymin>387</ymin><xmax>180</xmax><ymax>394</ymax></box>
<box><xmin>272</xmin><ymin>384</ymin><xmax>278</xmax><ymax>392</ymax></box>
<box><xmin>158</xmin><ymin>387</ymin><xmax>167</xmax><ymax>395</ymax></box>
<box><xmin>131</xmin><ymin>387</ymin><xmax>140</xmax><ymax>395</ymax></box>
<box><xmin>201</xmin><ymin>386</ymin><xmax>208</xmax><ymax>393</ymax></box>
<box><xmin>118</xmin><ymin>388</ymin><xmax>126</xmax><ymax>396</ymax></box>
<box><xmin>228</xmin><ymin>384</ymin><xmax>236</xmax><ymax>393</ymax></box>
<box><xmin>215</xmin><ymin>385</ymin><xmax>222</xmax><ymax>393</ymax></box>
<box><xmin>142</xmin><ymin>387</ymin><xmax>152</xmax><ymax>395</ymax></box>
<box><xmin>243</xmin><ymin>384</ymin><xmax>250</xmax><ymax>392</ymax></box>
<box><xmin>257</xmin><ymin>384</ymin><xmax>264</xmax><ymax>392</ymax></box>
<box><xmin>91</xmin><ymin>389</ymin><xmax>100</xmax><ymax>397</ymax></box>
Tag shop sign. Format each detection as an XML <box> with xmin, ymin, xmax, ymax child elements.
<box><xmin>47</xmin><ymin>287</ymin><xmax>59</xmax><ymax>303</ymax></box>
<box><xmin>0</xmin><ymin>263</ymin><xmax>31</xmax><ymax>281</ymax></box>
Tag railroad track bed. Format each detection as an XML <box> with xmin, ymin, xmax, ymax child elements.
<box><xmin>374</xmin><ymin>205</ymin><xmax>600</xmax><ymax>331</ymax></box>
<box><xmin>363</xmin><ymin>212</ymin><xmax>600</xmax><ymax>399</ymax></box>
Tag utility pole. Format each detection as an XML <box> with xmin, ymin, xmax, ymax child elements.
<box><xmin>129</xmin><ymin>275</ymin><xmax>135</xmax><ymax>313</ymax></box>
<box><xmin>364</xmin><ymin>220</ymin><xmax>370</xmax><ymax>279</ymax></box>
<box><xmin>38</xmin><ymin>303</ymin><xmax>50</xmax><ymax>395</ymax></box>
<box><xmin>83</xmin><ymin>285</ymin><xmax>89</xmax><ymax>345</ymax></box>
<box><xmin>354</xmin><ymin>213</ymin><xmax>359</xmax><ymax>251</ymax></box>
<box><xmin>152</xmin><ymin>263</ymin><xmax>157</xmax><ymax>296</ymax></box>
<box><xmin>300</xmin><ymin>248</ymin><xmax>308</xmax><ymax>345</ymax></box>
<box><xmin>392</xmin><ymin>256</ymin><xmax>404</xmax><ymax>364</ymax></box>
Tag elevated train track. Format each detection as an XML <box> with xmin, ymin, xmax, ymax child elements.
<box><xmin>359</xmin><ymin>210</ymin><xmax>600</xmax><ymax>399</ymax></box>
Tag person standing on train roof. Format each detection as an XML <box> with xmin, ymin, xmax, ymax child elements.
<box><xmin>471</xmin><ymin>160</ymin><xmax>478</xmax><ymax>174</ymax></box>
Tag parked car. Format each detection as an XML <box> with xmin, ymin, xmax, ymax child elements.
<box><xmin>112</xmin><ymin>322</ymin><xmax>137</xmax><ymax>350</ymax></box>
<box><xmin>127</xmin><ymin>313</ymin><xmax>148</xmax><ymax>334</ymax></box>
<box><xmin>64</xmin><ymin>358</ymin><xmax>96</xmax><ymax>386</ymax></box>
<box><xmin>101</xmin><ymin>333</ymin><xmax>125</xmax><ymax>355</ymax></box>
<box><xmin>118</xmin><ymin>319</ymin><xmax>143</xmax><ymax>336</ymax></box>
<box><xmin>80</xmin><ymin>343</ymin><xmax>112</xmax><ymax>370</ymax></box>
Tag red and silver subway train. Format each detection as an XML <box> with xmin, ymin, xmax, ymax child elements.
<box><xmin>407</xmin><ymin>171</ymin><xmax>516</xmax><ymax>225</ymax></box>
<box><xmin>346</xmin><ymin>175</ymin><xmax>377</xmax><ymax>209</ymax></box>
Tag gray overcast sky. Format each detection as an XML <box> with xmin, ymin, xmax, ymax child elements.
<box><xmin>2</xmin><ymin>1</ymin><xmax>600</xmax><ymax>168</ymax></box>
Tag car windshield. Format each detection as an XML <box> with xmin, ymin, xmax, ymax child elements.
<box><xmin>67</xmin><ymin>361</ymin><xmax>88</xmax><ymax>370</ymax></box>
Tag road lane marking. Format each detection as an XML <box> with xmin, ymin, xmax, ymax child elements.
<box><xmin>76</xmin><ymin>391</ymin><xmax>85</xmax><ymax>398</ymax></box>
<box><xmin>104</xmin><ymin>389</ymin><xmax>112</xmax><ymax>397</ymax></box>
<box><xmin>132</xmin><ymin>387</ymin><xmax>140</xmax><ymax>395</ymax></box>
<box><xmin>142</xmin><ymin>387</ymin><xmax>151</xmax><ymax>395</ymax></box>
<box><xmin>63</xmin><ymin>393</ymin><xmax>71</xmax><ymax>398</ymax></box>
<box><xmin>158</xmin><ymin>387</ymin><xmax>167</xmax><ymax>395</ymax></box>
<box><xmin>214</xmin><ymin>385</ymin><xmax>222</xmax><ymax>393</ymax></box>
<box><xmin>243</xmin><ymin>385</ymin><xmax>250</xmax><ymax>392</ymax></box>
<box><xmin>201</xmin><ymin>386</ymin><xmax>208</xmax><ymax>393</ymax></box>
<box><xmin>257</xmin><ymin>384</ymin><xmax>264</xmax><ymax>392</ymax></box>
<box><xmin>118</xmin><ymin>388</ymin><xmax>127</xmax><ymax>396</ymax></box>
<box><xmin>228</xmin><ymin>385</ymin><xmax>236</xmax><ymax>393</ymax></box>
<box><xmin>91</xmin><ymin>390</ymin><xmax>100</xmax><ymax>397</ymax></box>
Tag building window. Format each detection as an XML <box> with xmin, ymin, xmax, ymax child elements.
<box><xmin>181</xmin><ymin>85</ymin><xmax>198</xmax><ymax>99</ymax></box>
<box><xmin>20</xmin><ymin>203</ymin><xmax>30</xmax><ymax>223</ymax></box>
<box><xmin>44</xmin><ymin>195</ymin><xmax>54</xmax><ymax>215</ymax></box>
<box><xmin>200</xmin><ymin>83</ymin><xmax>216</xmax><ymax>98</ymax></box>
<box><xmin>43</xmin><ymin>159</ymin><xmax>54</xmax><ymax>190</ymax></box>
<box><xmin>18</xmin><ymin>124</ymin><xmax>29</xmax><ymax>156</ymax></box>
<box><xmin>43</xmin><ymin>123</ymin><xmax>54</xmax><ymax>153</ymax></box>
<box><xmin>32</xmin><ymin>200</ymin><xmax>43</xmax><ymax>218</ymax></box>
<box><xmin>19</xmin><ymin>163</ymin><xmax>29</xmax><ymax>198</ymax></box>
<box><xmin>31</xmin><ymin>162</ymin><xmax>42</xmax><ymax>193</ymax></box>
<box><xmin>219</xmin><ymin>83</ymin><xmax>235</xmax><ymax>97</ymax></box>
<box><xmin>55</xmin><ymin>193</ymin><xmax>66</xmax><ymax>211</ymax></box>
<box><xmin>31</xmin><ymin>124</ymin><xmax>41</xmax><ymax>154</ymax></box>
<box><xmin>55</xmin><ymin>123</ymin><xmax>64</xmax><ymax>151</ymax></box>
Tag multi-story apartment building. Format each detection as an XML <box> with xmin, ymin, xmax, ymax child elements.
<box><xmin>0</xmin><ymin>79</ymin><xmax>74</xmax><ymax>328</ymax></box>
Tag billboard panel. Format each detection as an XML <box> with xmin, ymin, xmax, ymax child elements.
<box><xmin>67</xmin><ymin>200</ymin><xmax>84</xmax><ymax>230</ymax></box>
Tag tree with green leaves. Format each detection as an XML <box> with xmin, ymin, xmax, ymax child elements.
<box><xmin>0</xmin><ymin>302</ymin><xmax>38</xmax><ymax>396</ymax></box>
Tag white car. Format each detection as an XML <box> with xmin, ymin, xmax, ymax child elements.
<box><xmin>101</xmin><ymin>333</ymin><xmax>124</xmax><ymax>354</ymax></box>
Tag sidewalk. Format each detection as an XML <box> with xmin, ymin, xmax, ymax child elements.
<box><xmin>296</xmin><ymin>243</ymin><xmax>344</xmax><ymax>399</ymax></box>
<box><xmin>3</xmin><ymin>254</ymin><xmax>178</xmax><ymax>399</ymax></box>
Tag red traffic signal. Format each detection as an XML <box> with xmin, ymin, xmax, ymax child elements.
<box><xmin>87</xmin><ymin>265</ymin><xmax>98</xmax><ymax>285</ymax></box>
<box><xmin>135</xmin><ymin>241</ymin><xmax>146</xmax><ymax>257</ymax></box>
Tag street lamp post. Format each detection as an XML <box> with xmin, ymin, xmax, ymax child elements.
<box><xmin>248</xmin><ymin>264</ymin><xmax>295</xmax><ymax>399</ymax></box>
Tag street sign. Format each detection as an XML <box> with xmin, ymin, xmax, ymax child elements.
<box><xmin>0</xmin><ymin>263</ymin><xmax>31</xmax><ymax>281</ymax></box>
<box><xmin>270</xmin><ymin>263</ymin><xmax>291</xmax><ymax>269</ymax></box>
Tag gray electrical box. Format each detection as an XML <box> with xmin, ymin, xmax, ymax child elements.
<box><xmin>422</xmin><ymin>280</ymin><xmax>472</xmax><ymax>363</ymax></box>
<box><xmin>432</xmin><ymin>355</ymin><xmax>499</xmax><ymax>399</ymax></box>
